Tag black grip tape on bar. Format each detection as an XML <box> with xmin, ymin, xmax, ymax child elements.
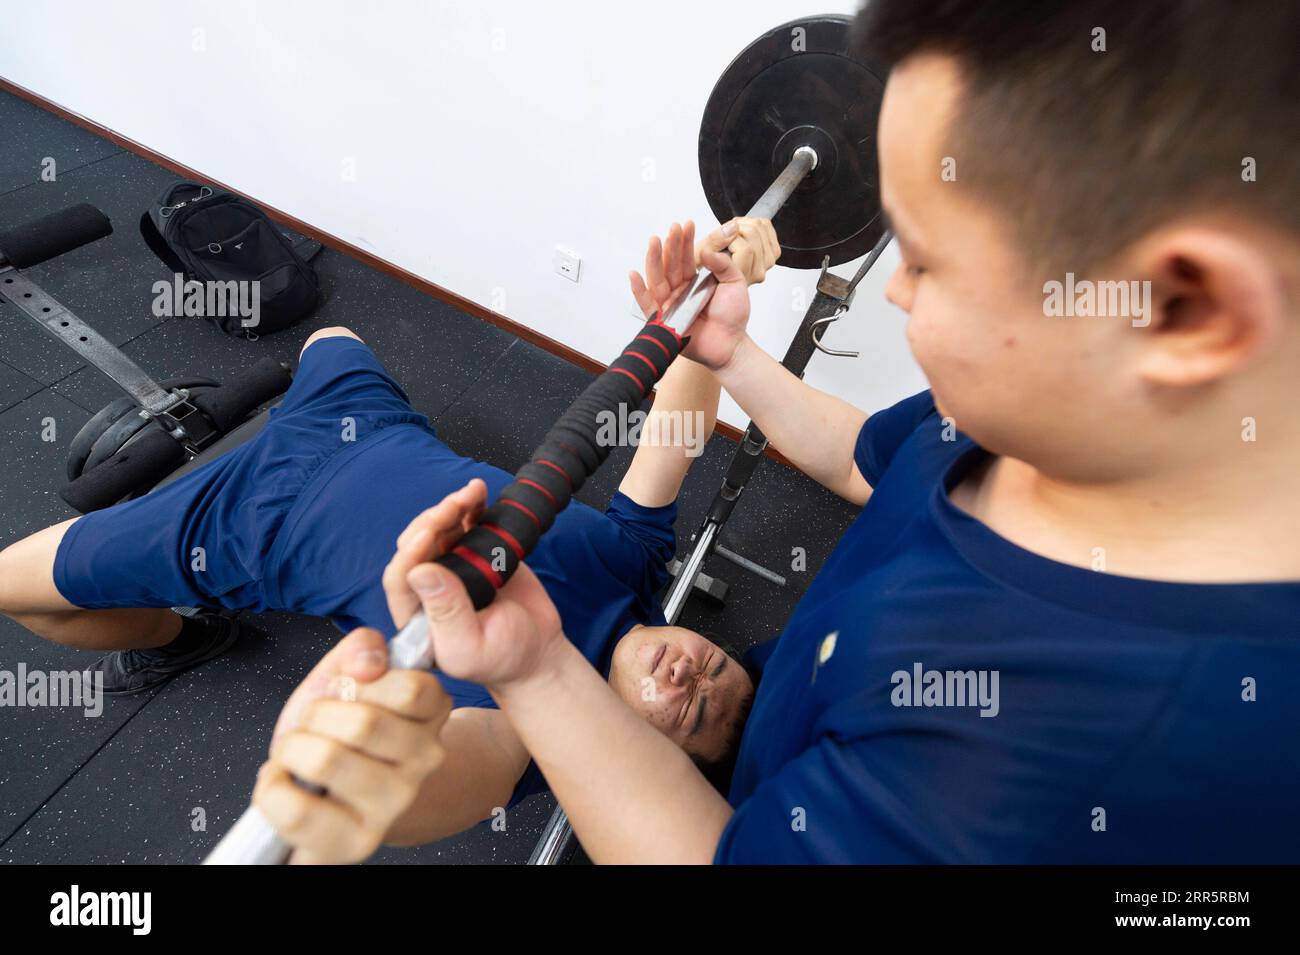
<box><xmin>436</xmin><ymin>320</ymin><xmax>683</xmax><ymax>608</ymax></box>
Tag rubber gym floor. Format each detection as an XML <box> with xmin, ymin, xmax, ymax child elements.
<box><xmin>0</xmin><ymin>88</ymin><xmax>859</xmax><ymax>864</ymax></box>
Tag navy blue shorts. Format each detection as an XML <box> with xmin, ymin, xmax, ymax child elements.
<box><xmin>53</xmin><ymin>335</ymin><xmax>430</xmax><ymax>613</ymax></box>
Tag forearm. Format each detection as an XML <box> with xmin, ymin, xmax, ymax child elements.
<box><xmin>493</xmin><ymin>639</ymin><xmax>732</xmax><ymax>864</ymax></box>
<box><xmin>716</xmin><ymin>334</ymin><xmax>870</xmax><ymax>502</ymax></box>
<box><xmin>384</xmin><ymin>708</ymin><xmax>526</xmax><ymax>847</ymax></box>
<box><xmin>658</xmin><ymin>354</ymin><xmax>721</xmax><ymax>433</ymax></box>
<box><xmin>618</xmin><ymin>355</ymin><xmax>720</xmax><ymax>507</ymax></box>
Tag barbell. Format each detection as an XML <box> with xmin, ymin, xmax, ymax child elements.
<box><xmin>205</xmin><ymin>12</ymin><xmax>886</xmax><ymax>864</ymax></box>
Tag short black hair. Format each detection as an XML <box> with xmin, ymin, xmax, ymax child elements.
<box><xmin>854</xmin><ymin>0</ymin><xmax>1300</xmax><ymax>273</ymax></box>
<box><xmin>690</xmin><ymin>694</ymin><xmax>752</xmax><ymax>794</ymax></box>
<box><xmin>692</xmin><ymin>632</ymin><xmax>757</xmax><ymax>792</ymax></box>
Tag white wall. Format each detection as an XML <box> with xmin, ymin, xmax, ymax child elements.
<box><xmin>0</xmin><ymin>0</ymin><xmax>926</xmax><ymax>429</ymax></box>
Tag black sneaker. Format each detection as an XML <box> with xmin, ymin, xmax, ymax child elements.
<box><xmin>85</xmin><ymin>612</ymin><xmax>241</xmax><ymax>696</ymax></box>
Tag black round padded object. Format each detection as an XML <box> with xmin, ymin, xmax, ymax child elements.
<box><xmin>65</xmin><ymin>377</ymin><xmax>218</xmax><ymax>482</ymax></box>
<box><xmin>0</xmin><ymin>204</ymin><xmax>112</xmax><ymax>269</ymax></box>
<box><xmin>698</xmin><ymin>14</ymin><xmax>886</xmax><ymax>269</ymax></box>
<box><xmin>85</xmin><ymin>378</ymin><xmax>221</xmax><ymax>475</ymax></box>
<box><xmin>190</xmin><ymin>358</ymin><xmax>293</xmax><ymax>432</ymax></box>
<box><xmin>60</xmin><ymin>427</ymin><xmax>186</xmax><ymax>514</ymax></box>
<box><xmin>66</xmin><ymin>396</ymin><xmax>136</xmax><ymax>482</ymax></box>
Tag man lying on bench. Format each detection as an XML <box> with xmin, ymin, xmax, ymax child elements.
<box><xmin>0</xmin><ymin>219</ymin><xmax>773</xmax><ymax>856</ymax></box>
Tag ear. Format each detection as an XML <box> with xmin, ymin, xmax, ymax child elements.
<box><xmin>1133</xmin><ymin>227</ymin><xmax>1287</xmax><ymax>388</ymax></box>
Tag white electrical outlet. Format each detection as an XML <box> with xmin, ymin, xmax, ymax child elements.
<box><xmin>553</xmin><ymin>246</ymin><xmax>581</xmax><ymax>282</ymax></box>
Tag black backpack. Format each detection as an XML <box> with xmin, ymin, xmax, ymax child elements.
<box><xmin>141</xmin><ymin>181</ymin><xmax>323</xmax><ymax>338</ymax></box>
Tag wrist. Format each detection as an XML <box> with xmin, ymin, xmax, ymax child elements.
<box><xmin>713</xmin><ymin>332</ymin><xmax>756</xmax><ymax>381</ymax></box>
<box><xmin>489</xmin><ymin>631</ymin><xmax>581</xmax><ymax>705</ymax></box>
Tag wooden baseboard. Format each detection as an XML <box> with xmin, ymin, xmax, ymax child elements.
<box><xmin>0</xmin><ymin>75</ymin><xmax>799</xmax><ymax>466</ymax></box>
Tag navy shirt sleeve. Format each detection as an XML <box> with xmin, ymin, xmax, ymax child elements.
<box><xmin>853</xmin><ymin>390</ymin><xmax>937</xmax><ymax>487</ymax></box>
<box><xmin>600</xmin><ymin>491</ymin><xmax>677</xmax><ymax>615</ymax></box>
<box><xmin>434</xmin><ymin>673</ymin><xmax>496</xmax><ymax>710</ymax></box>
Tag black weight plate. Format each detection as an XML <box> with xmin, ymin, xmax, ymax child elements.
<box><xmin>66</xmin><ymin>396</ymin><xmax>136</xmax><ymax>482</ymax></box>
<box><xmin>83</xmin><ymin>403</ymin><xmax>153</xmax><ymax>475</ymax></box>
<box><xmin>699</xmin><ymin>15</ymin><xmax>886</xmax><ymax>269</ymax></box>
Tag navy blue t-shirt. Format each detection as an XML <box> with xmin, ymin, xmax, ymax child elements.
<box><xmin>717</xmin><ymin>390</ymin><xmax>1300</xmax><ymax>863</ymax></box>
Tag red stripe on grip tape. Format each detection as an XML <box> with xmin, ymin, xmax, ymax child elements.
<box><xmin>452</xmin><ymin>545</ymin><xmax>504</xmax><ymax>590</ymax></box>
<box><xmin>518</xmin><ymin>478</ymin><xmax>557</xmax><ymax>507</ymax></box>
<box><xmin>537</xmin><ymin>459</ymin><xmax>573</xmax><ymax>489</ymax></box>
<box><xmin>500</xmin><ymin>498</ymin><xmax>542</xmax><ymax>527</ymax></box>
<box><xmin>647</xmin><ymin>318</ymin><xmax>684</xmax><ymax>346</ymax></box>
<box><xmin>636</xmin><ymin>334</ymin><xmax>672</xmax><ymax>362</ymax></box>
<box><xmin>481</xmin><ymin>523</ymin><xmax>525</xmax><ymax>560</ymax></box>
<box><xmin>610</xmin><ymin>367</ymin><xmax>645</xmax><ymax>390</ymax></box>
<box><xmin>627</xmin><ymin>350</ymin><xmax>660</xmax><ymax>376</ymax></box>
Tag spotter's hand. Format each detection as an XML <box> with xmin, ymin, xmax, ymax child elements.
<box><xmin>628</xmin><ymin>218</ymin><xmax>780</xmax><ymax>371</ymax></box>
<box><xmin>382</xmin><ymin>478</ymin><xmax>566</xmax><ymax>689</ymax></box>
<box><xmin>254</xmin><ymin>627</ymin><xmax>451</xmax><ymax>864</ymax></box>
